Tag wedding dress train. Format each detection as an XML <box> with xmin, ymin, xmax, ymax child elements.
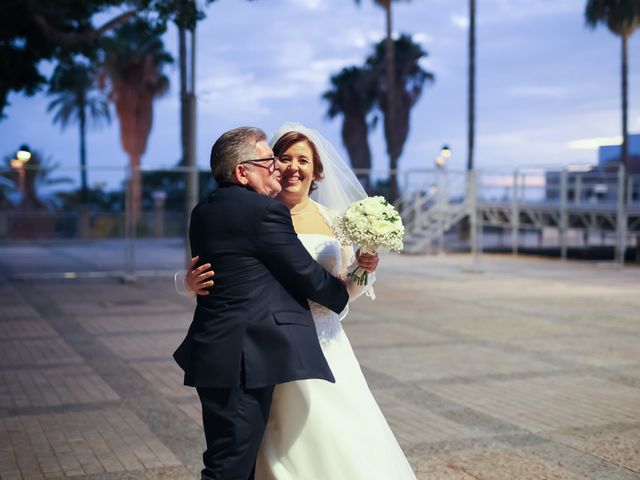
<box><xmin>256</xmin><ymin>233</ymin><xmax>416</xmax><ymax>480</ymax></box>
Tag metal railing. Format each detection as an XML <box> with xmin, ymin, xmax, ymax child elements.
<box><xmin>1</xmin><ymin>162</ymin><xmax>639</xmax><ymax>279</ymax></box>
<box><xmin>402</xmin><ymin>165</ymin><xmax>640</xmax><ymax>265</ymax></box>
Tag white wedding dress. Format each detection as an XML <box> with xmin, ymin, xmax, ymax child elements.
<box><xmin>255</xmin><ymin>233</ymin><xmax>416</xmax><ymax>480</ymax></box>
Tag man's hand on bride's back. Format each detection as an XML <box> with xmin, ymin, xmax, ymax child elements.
<box><xmin>355</xmin><ymin>249</ymin><xmax>379</xmax><ymax>273</ymax></box>
<box><xmin>186</xmin><ymin>256</ymin><xmax>215</xmax><ymax>295</ymax></box>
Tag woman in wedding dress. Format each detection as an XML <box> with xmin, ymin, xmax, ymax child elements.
<box><xmin>179</xmin><ymin>123</ymin><xmax>416</xmax><ymax>479</ymax></box>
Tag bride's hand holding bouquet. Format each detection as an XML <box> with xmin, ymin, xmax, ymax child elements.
<box><xmin>335</xmin><ymin>196</ymin><xmax>405</xmax><ymax>286</ymax></box>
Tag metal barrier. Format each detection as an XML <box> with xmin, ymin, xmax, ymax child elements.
<box><xmin>0</xmin><ymin>163</ymin><xmax>205</xmax><ymax>279</ymax></box>
<box><xmin>0</xmin><ymin>164</ymin><xmax>393</xmax><ymax>278</ymax></box>
<box><xmin>403</xmin><ymin>165</ymin><xmax>640</xmax><ymax>265</ymax></box>
<box><xmin>1</xmin><ymin>162</ymin><xmax>638</xmax><ymax>279</ymax></box>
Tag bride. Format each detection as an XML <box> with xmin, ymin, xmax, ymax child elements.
<box><xmin>177</xmin><ymin>122</ymin><xmax>416</xmax><ymax>479</ymax></box>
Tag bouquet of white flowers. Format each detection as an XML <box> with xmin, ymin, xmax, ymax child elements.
<box><xmin>334</xmin><ymin>196</ymin><xmax>405</xmax><ymax>286</ymax></box>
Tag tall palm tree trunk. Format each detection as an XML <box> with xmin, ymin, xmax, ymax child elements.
<box><xmin>179</xmin><ymin>25</ymin><xmax>188</xmax><ymax>168</ymax></box>
<box><xmin>79</xmin><ymin>95</ymin><xmax>88</xmax><ymax>204</ymax></box>
<box><xmin>621</xmin><ymin>34</ymin><xmax>636</xmax><ymax>261</ymax></box>
<box><xmin>186</xmin><ymin>26</ymin><xmax>198</xmax><ymax>211</ymax></box>
<box><xmin>467</xmin><ymin>0</ymin><xmax>476</xmax><ymax>172</ymax></box>
<box><xmin>462</xmin><ymin>0</ymin><xmax>477</xmax><ymax>247</ymax></box>
<box><xmin>621</xmin><ymin>34</ymin><xmax>629</xmax><ymax>175</ymax></box>
<box><xmin>342</xmin><ymin>113</ymin><xmax>372</xmax><ymax>189</ymax></box>
<box><xmin>129</xmin><ymin>153</ymin><xmax>142</xmax><ymax>224</ymax></box>
<box><xmin>384</xmin><ymin>2</ymin><xmax>399</xmax><ymax>200</ymax></box>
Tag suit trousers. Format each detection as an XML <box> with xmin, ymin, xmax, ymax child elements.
<box><xmin>196</xmin><ymin>384</ymin><xmax>274</xmax><ymax>480</ymax></box>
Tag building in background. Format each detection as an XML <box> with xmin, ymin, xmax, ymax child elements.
<box><xmin>598</xmin><ymin>134</ymin><xmax>640</xmax><ymax>171</ymax></box>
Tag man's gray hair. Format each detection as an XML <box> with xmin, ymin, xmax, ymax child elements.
<box><xmin>209</xmin><ymin>127</ymin><xmax>267</xmax><ymax>183</ymax></box>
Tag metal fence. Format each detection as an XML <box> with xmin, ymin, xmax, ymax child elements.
<box><xmin>0</xmin><ymin>164</ymin><xmax>395</xmax><ymax>278</ymax></box>
<box><xmin>1</xmin><ymin>162</ymin><xmax>639</xmax><ymax>278</ymax></box>
<box><xmin>400</xmin><ymin>165</ymin><xmax>640</xmax><ymax>263</ymax></box>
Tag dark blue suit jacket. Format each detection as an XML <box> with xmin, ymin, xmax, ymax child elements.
<box><xmin>173</xmin><ymin>183</ymin><xmax>349</xmax><ymax>388</ymax></box>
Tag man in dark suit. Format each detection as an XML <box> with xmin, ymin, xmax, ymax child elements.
<box><xmin>174</xmin><ymin>127</ymin><xmax>349</xmax><ymax>480</ymax></box>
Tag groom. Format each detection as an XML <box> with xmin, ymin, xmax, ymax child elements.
<box><xmin>174</xmin><ymin>127</ymin><xmax>349</xmax><ymax>480</ymax></box>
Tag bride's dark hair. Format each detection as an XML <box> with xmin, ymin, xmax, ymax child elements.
<box><xmin>272</xmin><ymin>131</ymin><xmax>325</xmax><ymax>193</ymax></box>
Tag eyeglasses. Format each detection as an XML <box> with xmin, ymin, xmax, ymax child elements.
<box><xmin>239</xmin><ymin>156</ymin><xmax>279</xmax><ymax>174</ymax></box>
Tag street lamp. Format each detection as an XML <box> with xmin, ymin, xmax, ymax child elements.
<box><xmin>10</xmin><ymin>148</ymin><xmax>31</xmax><ymax>195</ymax></box>
<box><xmin>16</xmin><ymin>150</ymin><xmax>31</xmax><ymax>162</ymax></box>
<box><xmin>435</xmin><ymin>144</ymin><xmax>451</xmax><ymax>169</ymax></box>
<box><xmin>434</xmin><ymin>145</ymin><xmax>451</xmax><ymax>255</ymax></box>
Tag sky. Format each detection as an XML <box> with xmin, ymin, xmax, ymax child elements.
<box><xmin>2</xmin><ymin>0</ymin><xmax>640</xmax><ymax>190</ymax></box>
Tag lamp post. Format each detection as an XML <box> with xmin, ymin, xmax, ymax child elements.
<box><xmin>435</xmin><ymin>145</ymin><xmax>450</xmax><ymax>170</ymax></box>
<box><xmin>10</xmin><ymin>149</ymin><xmax>31</xmax><ymax>198</ymax></box>
<box><xmin>435</xmin><ymin>145</ymin><xmax>451</xmax><ymax>255</ymax></box>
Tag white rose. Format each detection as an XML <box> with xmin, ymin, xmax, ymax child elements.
<box><xmin>353</xmin><ymin>215</ymin><xmax>370</xmax><ymax>232</ymax></box>
<box><xmin>345</xmin><ymin>208</ymin><xmax>358</xmax><ymax>222</ymax></box>
<box><xmin>364</xmin><ymin>205</ymin><xmax>380</xmax><ymax>217</ymax></box>
<box><xmin>370</xmin><ymin>220</ymin><xmax>394</xmax><ymax>236</ymax></box>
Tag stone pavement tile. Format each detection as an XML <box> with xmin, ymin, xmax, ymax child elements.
<box><xmin>21</xmin><ymin>277</ymin><xmax>142</xmax><ymax>300</ymax></box>
<box><xmin>543</xmin><ymin>424</ymin><xmax>640</xmax><ymax>474</ymax></box>
<box><xmin>0</xmin><ymin>338</ymin><xmax>82</xmax><ymax>367</ymax></box>
<box><xmin>0</xmin><ymin>304</ymin><xmax>42</xmax><ymax>321</ymax></box>
<box><xmin>176</xmin><ymin>398</ymin><xmax>202</xmax><ymax>426</ymax></box>
<box><xmin>371</xmin><ymin>257</ymin><xmax>639</xmax><ymax>330</ymax></box>
<box><xmin>409</xmin><ymin>457</ymin><xmax>477</xmax><ymax>480</ymax></box>
<box><xmin>417</xmin><ymin>310</ymin><xmax>607</xmax><ymax>343</ymax></box>
<box><xmin>0</xmin><ymin>365</ymin><xmax>119</xmax><ymax>409</ymax></box>
<box><xmin>0</xmin><ymin>320</ymin><xmax>57</xmax><ymax>339</ymax></box>
<box><xmin>0</xmin><ymin>427</ymin><xmax>21</xmax><ymax>479</ymax></box>
<box><xmin>343</xmin><ymin>321</ymin><xmax>452</xmax><ymax>348</ymax></box>
<box><xmin>114</xmin><ymin>409</ymin><xmax>183</xmax><ymax>469</ymax></box>
<box><xmin>509</xmin><ymin>334</ymin><xmax>640</xmax><ymax>368</ymax></box>
<box><xmin>131</xmin><ymin>361</ymin><xmax>195</xmax><ymax>399</ymax></box>
<box><xmin>2</xmin><ymin>416</ymin><xmax>60</xmax><ymax>478</ymax></box>
<box><xmin>426</xmin><ymin>375</ymin><xmax>640</xmax><ymax>432</ymax></box>
<box><xmin>355</xmin><ymin>343</ymin><xmax>559</xmax><ymax>383</ymax></box>
<box><xmin>99</xmin><ymin>332</ymin><xmax>183</xmax><ymax>360</ymax></box>
<box><xmin>479</xmin><ymin>292</ymin><xmax>639</xmax><ymax>329</ymax></box>
<box><xmin>59</xmin><ymin>299</ymin><xmax>186</xmax><ymax>317</ymax></box>
<box><xmin>0</xmin><ymin>408</ymin><xmax>182</xmax><ymax>478</ymax></box>
<box><xmin>614</xmin><ymin>365</ymin><xmax>640</xmax><ymax>389</ymax></box>
<box><xmin>409</xmin><ymin>445</ymin><xmax>585</xmax><ymax>480</ymax></box>
<box><xmin>371</xmin><ymin>387</ymin><xmax>486</xmax><ymax>448</ymax></box>
<box><xmin>80</xmin><ymin>313</ymin><xmax>192</xmax><ymax>335</ymax></box>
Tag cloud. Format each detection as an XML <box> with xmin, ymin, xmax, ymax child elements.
<box><xmin>506</xmin><ymin>85</ymin><xmax>567</xmax><ymax>98</ymax></box>
<box><xmin>418</xmin><ymin>57</ymin><xmax>435</xmax><ymax>71</ymax></box>
<box><xmin>284</xmin><ymin>56</ymin><xmax>363</xmax><ymax>87</ymax></box>
<box><xmin>288</xmin><ymin>0</ymin><xmax>326</xmax><ymax>10</ymax></box>
<box><xmin>339</xmin><ymin>29</ymin><xmax>386</xmax><ymax>49</ymax></box>
<box><xmin>451</xmin><ymin>13</ymin><xmax>469</xmax><ymax>29</ymax></box>
<box><xmin>566</xmin><ymin>135</ymin><xmax>622</xmax><ymax>150</ymax></box>
<box><xmin>412</xmin><ymin>32</ymin><xmax>433</xmax><ymax>44</ymax></box>
<box><xmin>196</xmin><ymin>52</ymin><xmax>362</xmax><ymax>118</ymax></box>
<box><xmin>478</xmin><ymin>0</ymin><xmax>579</xmax><ymax>24</ymax></box>
<box><xmin>199</xmin><ymin>71</ymin><xmax>303</xmax><ymax>116</ymax></box>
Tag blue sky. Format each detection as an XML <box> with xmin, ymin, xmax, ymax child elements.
<box><xmin>2</xmin><ymin>0</ymin><xmax>639</xmax><ymax>189</ymax></box>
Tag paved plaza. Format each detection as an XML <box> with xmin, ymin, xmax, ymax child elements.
<box><xmin>0</xmin><ymin>246</ymin><xmax>639</xmax><ymax>479</ymax></box>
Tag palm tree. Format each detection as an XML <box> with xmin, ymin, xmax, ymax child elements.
<box><xmin>355</xmin><ymin>0</ymin><xmax>410</xmax><ymax>196</ymax></box>
<box><xmin>586</xmin><ymin>0</ymin><xmax>640</xmax><ymax>175</ymax></box>
<box><xmin>323</xmin><ymin>66</ymin><xmax>377</xmax><ymax>188</ymax></box>
<box><xmin>100</xmin><ymin>19</ymin><xmax>172</xmax><ymax>221</ymax></box>
<box><xmin>367</xmin><ymin>34</ymin><xmax>434</xmax><ymax>200</ymax></box>
<box><xmin>47</xmin><ymin>60</ymin><xmax>111</xmax><ymax>204</ymax></box>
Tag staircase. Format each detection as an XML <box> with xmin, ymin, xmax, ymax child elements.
<box><xmin>397</xmin><ymin>176</ymin><xmax>472</xmax><ymax>254</ymax></box>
